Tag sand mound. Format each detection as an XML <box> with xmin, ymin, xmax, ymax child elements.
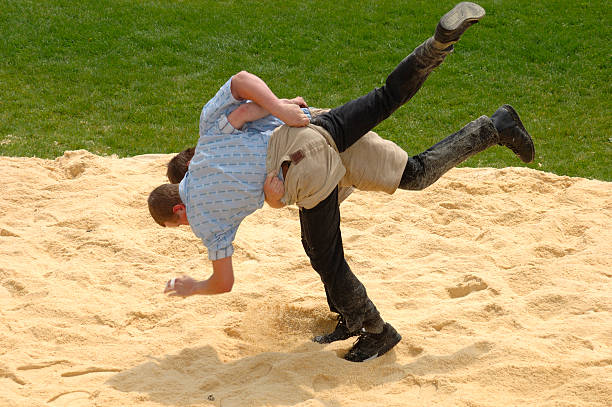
<box><xmin>1</xmin><ymin>150</ymin><xmax>610</xmax><ymax>407</ymax></box>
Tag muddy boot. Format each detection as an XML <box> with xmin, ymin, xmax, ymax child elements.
<box><xmin>313</xmin><ymin>315</ymin><xmax>360</xmax><ymax>344</ymax></box>
<box><xmin>491</xmin><ymin>104</ymin><xmax>535</xmax><ymax>163</ymax></box>
<box><xmin>400</xmin><ymin>115</ymin><xmax>499</xmax><ymax>191</ymax></box>
<box><xmin>434</xmin><ymin>2</ymin><xmax>486</xmax><ymax>48</ymax></box>
<box><xmin>344</xmin><ymin>323</ymin><xmax>402</xmax><ymax>362</ymax></box>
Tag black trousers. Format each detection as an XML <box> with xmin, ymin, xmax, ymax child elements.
<box><xmin>301</xmin><ymin>38</ymin><xmax>450</xmax><ymax>333</ymax></box>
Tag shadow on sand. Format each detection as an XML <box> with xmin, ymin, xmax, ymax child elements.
<box><xmin>106</xmin><ymin>340</ymin><xmax>492</xmax><ymax>406</ymax></box>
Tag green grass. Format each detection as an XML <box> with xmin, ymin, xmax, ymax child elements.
<box><xmin>1</xmin><ymin>0</ymin><xmax>610</xmax><ymax>180</ymax></box>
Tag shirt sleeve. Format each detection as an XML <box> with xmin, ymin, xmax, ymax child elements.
<box><xmin>204</xmin><ymin>227</ymin><xmax>237</xmax><ymax>261</ymax></box>
<box><xmin>199</xmin><ymin>77</ymin><xmax>244</xmax><ymax>137</ymax></box>
<box><xmin>207</xmin><ymin>244</ymin><xmax>234</xmax><ymax>261</ymax></box>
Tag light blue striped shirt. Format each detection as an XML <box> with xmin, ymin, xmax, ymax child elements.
<box><xmin>179</xmin><ymin>78</ymin><xmax>309</xmax><ymax>260</ymax></box>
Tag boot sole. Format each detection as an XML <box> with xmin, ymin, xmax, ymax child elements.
<box><xmin>501</xmin><ymin>104</ymin><xmax>535</xmax><ymax>163</ymax></box>
<box><xmin>440</xmin><ymin>2</ymin><xmax>486</xmax><ymax>31</ymax></box>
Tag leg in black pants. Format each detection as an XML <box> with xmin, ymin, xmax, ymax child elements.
<box><xmin>313</xmin><ymin>38</ymin><xmax>451</xmax><ymax>153</ymax></box>
<box><xmin>304</xmin><ymin>39</ymin><xmax>452</xmax><ymax>337</ymax></box>
<box><xmin>300</xmin><ymin>39</ymin><xmax>450</xmax><ymax>342</ymax></box>
<box><xmin>305</xmin><ymin>3</ymin><xmax>495</xmax><ymax>362</ymax></box>
<box><xmin>300</xmin><ymin>188</ymin><xmax>383</xmax><ymax>335</ymax></box>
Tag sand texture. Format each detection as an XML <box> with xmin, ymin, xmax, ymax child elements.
<box><xmin>1</xmin><ymin>150</ymin><xmax>611</xmax><ymax>407</ymax></box>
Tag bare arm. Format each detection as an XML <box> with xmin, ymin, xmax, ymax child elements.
<box><xmin>164</xmin><ymin>256</ymin><xmax>235</xmax><ymax>297</ymax></box>
<box><xmin>227</xmin><ymin>102</ymin><xmax>270</xmax><ymax>130</ymax></box>
<box><xmin>228</xmin><ymin>96</ymin><xmax>310</xmax><ymax>130</ymax></box>
<box><xmin>229</xmin><ymin>71</ymin><xmax>309</xmax><ymax>127</ymax></box>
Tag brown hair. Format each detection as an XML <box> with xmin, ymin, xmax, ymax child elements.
<box><xmin>148</xmin><ymin>184</ymin><xmax>183</xmax><ymax>226</ymax></box>
<box><xmin>167</xmin><ymin>147</ymin><xmax>196</xmax><ymax>184</ymax></box>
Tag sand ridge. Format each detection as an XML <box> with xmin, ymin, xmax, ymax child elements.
<box><xmin>0</xmin><ymin>150</ymin><xmax>610</xmax><ymax>406</ymax></box>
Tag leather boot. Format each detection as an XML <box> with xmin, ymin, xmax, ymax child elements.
<box><xmin>400</xmin><ymin>115</ymin><xmax>498</xmax><ymax>191</ymax></box>
<box><xmin>490</xmin><ymin>104</ymin><xmax>535</xmax><ymax>163</ymax></box>
<box><xmin>434</xmin><ymin>2</ymin><xmax>486</xmax><ymax>48</ymax></box>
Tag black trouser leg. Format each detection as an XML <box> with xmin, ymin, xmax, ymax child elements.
<box><xmin>299</xmin><ymin>188</ymin><xmax>383</xmax><ymax>333</ymax></box>
<box><xmin>323</xmin><ymin>287</ymin><xmax>338</xmax><ymax>315</ymax></box>
<box><xmin>302</xmin><ymin>39</ymin><xmax>450</xmax><ymax>335</ymax></box>
<box><xmin>312</xmin><ymin>38</ymin><xmax>451</xmax><ymax>153</ymax></box>
<box><xmin>400</xmin><ymin>115</ymin><xmax>499</xmax><ymax>190</ymax></box>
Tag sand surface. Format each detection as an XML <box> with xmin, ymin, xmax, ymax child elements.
<box><xmin>0</xmin><ymin>150</ymin><xmax>610</xmax><ymax>407</ymax></box>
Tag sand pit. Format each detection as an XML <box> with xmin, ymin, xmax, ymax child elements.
<box><xmin>0</xmin><ymin>150</ymin><xmax>610</xmax><ymax>406</ymax></box>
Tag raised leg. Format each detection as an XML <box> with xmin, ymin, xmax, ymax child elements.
<box><xmin>313</xmin><ymin>2</ymin><xmax>485</xmax><ymax>153</ymax></box>
<box><xmin>400</xmin><ymin>105</ymin><xmax>535</xmax><ymax>191</ymax></box>
<box><xmin>313</xmin><ymin>38</ymin><xmax>451</xmax><ymax>153</ymax></box>
<box><xmin>400</xmin><ymin>116</ymin><xmax>497</xmax><ymax>190</ymax></box>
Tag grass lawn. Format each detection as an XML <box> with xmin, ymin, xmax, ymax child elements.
<box><xmin>1</xmin><ymin>0</ymin><xmax>610</xmax><ymax>180</ymax></box>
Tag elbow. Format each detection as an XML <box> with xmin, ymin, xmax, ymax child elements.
<box><xmin>216</xmin><ymin>276</ymin><xmax>234</xmax><ymax>294</ymax></box>
<box><xmin>210</xmin><ymin>255</ymin><xmax>235</xmax><ymax>294</ymax></box>
<box><xmin>232</xmin><ymin>70</ymin><xmax>251</xmax><ymax>87</ymax></box>
<box><xmin>220</xmin><ymin>280</ymin><xmax>234</xmax><ymax>293</ymax></box>
<box><xmin>231</xmin><ymin>71</ymin><xmax>252</xmax><ymax>100</ymax></box>
<box><xmin>234</xmin><ymin>70</ymin><xmax>250</xmax><ymax>79</ymax></box>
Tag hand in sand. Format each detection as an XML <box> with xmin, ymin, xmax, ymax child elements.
<box><xmin>164</xmin><ymin>276</ymin><xmax>196</xmax><ymax>297</ymax></box>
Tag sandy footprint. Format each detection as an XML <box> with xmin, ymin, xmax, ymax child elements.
<box><xmin>446</xmin><ymin>275</ymin><xmax>488</xmax><ymax>299</ymax></box>
<box><xmin>1</xmin><ymin>279</ymin><xmax>28</xmax><ymax>297</ymax></box>
<box><xmin>533</xmin><ymin>243</ymin><xmax>576</xmax><ymax>259</ymax></box>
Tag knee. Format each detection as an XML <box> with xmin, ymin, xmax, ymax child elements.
<box><xmin>399</xmin><ymin>156</ymin><xmax>428</xmax><ymax>190</ymax></box>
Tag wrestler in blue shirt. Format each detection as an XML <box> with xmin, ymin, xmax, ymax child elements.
<box><xmin>179</xmin><ymin>77</ymin><xmax>310</xmax><ymax>261</ymax></box>
<box><xmin>150</xmin><ymin>71</ymin><xmax>309</xmax><ymax>296</ymax></box>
